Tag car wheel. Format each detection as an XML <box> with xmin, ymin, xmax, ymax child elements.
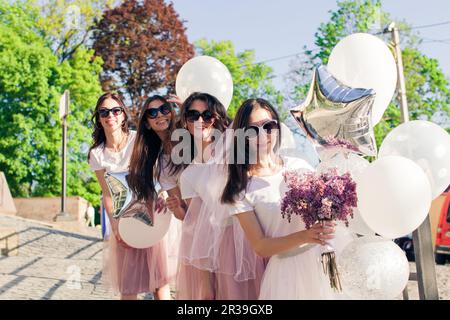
<box><xmin>435</xmin><ymin>253</ymin><xmax>447</xmax><ymax>265</ymax></box>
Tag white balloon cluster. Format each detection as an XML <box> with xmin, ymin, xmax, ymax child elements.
<box><xmin>357</xmin><ymin>120</ymin><xmax>450</xmax><ymax>240</ymax></box>
<box><xmin>321</xmin><ymin>33</ymin><xmax>450</xmax><ymax>299</ymax></box>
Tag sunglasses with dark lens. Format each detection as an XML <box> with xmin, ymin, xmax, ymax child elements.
<box><xmin>246</xmin><ymin>120</ymin><xmax>279</xmax><ymax>138</ymax></box>
<box><xmin>98</xmin><ymin>107</ymin><xmax>124</xmax><ymax>118</ymax></box>
<box><xmin>144</xmin><ymin>103</ymin><xmax>172</xmax><ymax>119</ymax></box>
<box><xmin>185</xmin><ymin>110</ymin><xmax>215</xmax><ymax>123</ymax></box>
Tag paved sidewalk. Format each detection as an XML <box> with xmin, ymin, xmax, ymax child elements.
<box><xmin>0</xmin><ymin>214</ymin><xmax>124</xmax><ymax>299</ymax></box>
<box><xmin>0</xmin><ymin>214</ymin><xmax>449</xmax><ymax>300</ymax></box>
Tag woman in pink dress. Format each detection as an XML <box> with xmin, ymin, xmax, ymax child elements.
<box><xmin>88</xmin><ymin>93</ymin><xmax>170</xmax><ymax>300</ymax></box>
<box><xmin>126</xmin><ymin>94</ymin><xmax>187</xmax><ymax>298</ymax></box>
<box><xmin>169</xmin><ymin>92</ymin><xmax>265</xmax><ymax>299</ymax></box>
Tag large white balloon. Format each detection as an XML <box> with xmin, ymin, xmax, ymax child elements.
<box><xmin>327</xmin><ymin>33</ymin><xmax>397</xmax><ymax>125</ymax></box>
<box><xmin>176</xmin><ymin>56</ymin><xmax>233</xmax><ymax>109</ymax></box>
<box><xmin>119</xmin><ymin>207</ymin><xmax>172</xmax><ymax>249</ymax></box>
<box><xmin>379</xmin><ymin>120</ymin><xmax>450</xmax><ymax>199</ymax></box>
<box><xmin>316</xmin><ymin>152</ymin><xmax>375</xmax><ymax>236</ymax></box>
<box><xmin>339</xmin><ymin>236</ymin><xmax>410</xmax><ymax>300</ymax></box>
<box><xmin>356</xmin><ymin>156</ymin><xmax>432</xmax><ymax>239</ymax></box>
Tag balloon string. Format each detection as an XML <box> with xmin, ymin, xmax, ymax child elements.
<box><xmin>319</xmin><ymin>219</ymin><xmax>342</xmax><ymax>292</ymax></box>
<box><xmin>321</xmin><ymin>251</ymin><xmax>342</xmax><ymax>292</ymax></box>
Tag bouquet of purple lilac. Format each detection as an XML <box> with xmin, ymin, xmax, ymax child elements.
<box><xmin>281</xmin><ymin>167</ymin><xmax>357</xmax><ymax>226</ymax></box>
<box><xmin>280</xmin><ymin>167</ymin><xmax>358</xmax><ymax>292</ymax></box>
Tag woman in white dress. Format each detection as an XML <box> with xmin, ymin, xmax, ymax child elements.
<box><xmin>88</xmin><ymin>93</ymin><xmax>171</xmax><ymax>300</ymax></box>
<box><xmin>220</xmin><ymin>98</ymin><xmax>337</xmax><ymax>300</ymax></box>
<box><xmin>169</xmin><ymin>92</ymin><xmax>238</xmax><ymax>299</ymax></box>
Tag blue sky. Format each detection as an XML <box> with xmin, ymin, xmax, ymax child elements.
<box><xmin>169</xmin><ymin>0</ymin><xmax>450</xmax><ymax>164</ymax></box>
<box><xmin>170</xmin><ymin>0</ymin><xmax>450</xmax><ymax>91</ymax></box>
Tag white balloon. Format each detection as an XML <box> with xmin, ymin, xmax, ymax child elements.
<box><xmin>379</xmin><ymin>120</ymin><xmax>450</xmax><ymax>199</ymax></box>
<box><xmin>176</xmin><ymin>56</ymin><xmax>233</xmax><ymax>109</ymax></box>
<box><xmin>356</xmin><ymin>156</ymin><xmax>432</xmax><ymax>239</ymax></box>
<box><xmin>119</xmin><ymin>206</ymin><xmax>172</xmax><ymax>249</ymax></box>
<box><xmin>327</xmin><ymin>33</ymin><xmax>397</xmax><ymax>125</ymax></box>
<box><xmin>348</xmin><ymin>208</ymin><xmax>375</xmax><ymax>237</ymax></box>
<box><xmin>316</xmin><ymin>152</ymin><xmax>375</xmax><ymax>236</ymax></box>
<box><xmin>338</xmin><ymin>236</ymin><xmax>410</xmax><ymax>300</ymax></box>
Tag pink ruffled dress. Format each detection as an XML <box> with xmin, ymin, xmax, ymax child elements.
<box><xmin>89</xmin><ymin>131</ymin><xmax>172</xmax><ymax>295</ymax></box>
<box><xmin>177</xmin><ymin>162</ymin><xmax>266</xmax><ymax>300</ymax></box>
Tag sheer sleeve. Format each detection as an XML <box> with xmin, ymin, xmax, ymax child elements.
<box><xmin>179</xmin><ymin>167</ymin><xmax>198</xmax><ymax>199</ymax></box>
<box><xmin>88</xmin><ymin>148</ymin><xmax>103</xmax><ymax>171</ymax></box>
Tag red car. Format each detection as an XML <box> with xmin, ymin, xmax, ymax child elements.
<box><xmin>435</xmin><ymin>188</ymin><xmax>450</xmax><ymax>265</ymax></box>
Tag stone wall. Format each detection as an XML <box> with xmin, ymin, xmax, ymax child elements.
<box><xmin>0</xmin><ymin>172</ymin><xmax>17</xmax><ymax>215</ymax></box>
<box><xmin>13</xmin><ymin>196</ymin><xmax>89</xmax><ymax>223</ymax></box>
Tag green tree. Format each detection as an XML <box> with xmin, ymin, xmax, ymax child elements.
<box><xmin>287</xmin><ymin>0</ymin><xmax>450</xmax><ymax>147</ymax></box>
<box><xmin>29</xmin><ymin>0</ymin><xmax>119</xmax><ymax>62</ymax></box>
<box><xmin>196</xmin><ymin>39</ymin><xmax>284</xmax><ymax>119</ymax></box>
<box><xmin>0</xmin><ymin>2</ymin><xmax>103</xmax><ymax>206</ymax></box>
<box><xmin>92</xmin><ymin>0</ymin><xmax>194</xmax><ymax>119</ymax></box>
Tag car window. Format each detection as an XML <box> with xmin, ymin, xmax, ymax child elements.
<box><xmin>447</xmin><ymin>201</ymin><xmax>450</xmax><ymax>223</ymax></box>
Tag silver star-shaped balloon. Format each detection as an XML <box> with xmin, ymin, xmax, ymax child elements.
<box><xmin>290</xmin><ymin>65</ymin><xmax>377</xmax><ymax>158</ymax></box>
<box><xmin>104</xmin><ymin>171</ymin><xmax>165</xmax><ymax>226</ymax></box>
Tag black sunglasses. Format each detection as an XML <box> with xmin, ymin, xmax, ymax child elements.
<box><xmin>185</xmin><ymin>110</ymin><xmax>215</xmax><ymax>124</ymax></box>
<box><xmin>144</xmin><ymin>103</ymin><xmax>172</xmax><ymax>119</ymax></box>
<box><xmin>97</xmin><ymin>107</ymin><xmax>124</xmax><ymax>118</ymax></box>
<box><xmin>246</xmin><ymin>120</ymin><xmax>279</xmax><ymax>138</ymax></box>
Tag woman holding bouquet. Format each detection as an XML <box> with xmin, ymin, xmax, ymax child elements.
<box><xmin>221</xmin><ymin>98</ymin><xmax>337</xmax><ymax>300</ymax></box>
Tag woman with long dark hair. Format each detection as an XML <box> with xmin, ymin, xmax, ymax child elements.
<box><xmin>167</xmin><ymin>92</ymin><xmax>230</xmax><ymax>299</ymax></box>
<box><xmin>168</xmin><ymin>92</ymin><xmax>264</xmax><ymax>299</ymax></box>
<box><xmin>127</xmin><ymin>94</ymin><xmax>180</xmax><ymax>214</ymax></box>
<box><xmin>125</xmin><ymin>94</ymin><xmax>187</xmax><ymax>300</ymax></box>
<box><xmin>221</xmin><ymin>98</ymin><xmax>338</xmax><ymax>299</ymax></box>
<box><xmin>133</xmin><ymin>93</ymin><xmax>189</xmax><ymax>222</ymax></box>
<box><xmin>88</xmin><ymin>92</ymin><xmax>143</xmax><ymax>299</ymax></box>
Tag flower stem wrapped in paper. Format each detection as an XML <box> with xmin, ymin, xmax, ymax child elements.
<box><xmin>280</xmin><ymin>168</ymin><xmax>357</xmax><ymax>292</ymax></box>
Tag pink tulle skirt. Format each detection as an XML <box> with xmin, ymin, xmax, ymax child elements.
<box><xmin>214</xmin><ymin>224</ymin><xmax>266</xmax><ymax>300</ymax></box>
<box><xmin>175</xmin><ymin>197</ymin><xmax>266</xmax><ymax>300</ymax></box>
<box><xmin>102</xmin><ymin>234</ymin><xmax>172</xmax><ymax>296</ymax></box>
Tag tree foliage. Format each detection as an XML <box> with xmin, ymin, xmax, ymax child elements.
<box><xmin>92</xmin><ymin>0</ymin><xmax>194</xmax><ymax>119</ymax></box>
<box><xmin>0</xmin><ymin>1</ymin><xmax>103</xmax><ymax>205</ymax></box>
<box><xmin>196</xmin><ymin>39</ymin><xmax>284</xmax><ymax>119</ymax></box>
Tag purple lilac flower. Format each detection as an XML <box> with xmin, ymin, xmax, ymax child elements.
<box><xmin>281</xmin><ymin>168</ymin><xmax>357</xmax><ymax>228</ymax></box>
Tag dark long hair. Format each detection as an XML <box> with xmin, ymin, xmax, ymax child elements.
<box><xmin>221</xmin><ymin>98</ymin><xmax>281</xmax><ymax>204</ymax></box>
<box><xmin>87</xmin><ymin>92</ymin><xmax>129</xmax><ymax>161</ymax></box>
<box><xmin>173</xmin><ymin>92</ymin><xmax>231</xmax><ymax>170</ymax></box>
<box><xmin>127</xmin><ymin>95</ymin><xmax>176</xmax><ymax>202</ymax></box>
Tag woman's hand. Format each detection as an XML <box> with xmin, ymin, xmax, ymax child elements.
<box><xmin>110</xmin><ymin>218</ymin><xmax>132</xmax><ymax>248</ymax></box>
<box><xmin>165</xmin><ymin>194</ymin><xmax>183</xmax><ymax>213</ymax></box>
<box><xmin>299</xmin><ymin>221</ymin><xmax>336</xmax><ymax>246</ymax></box>
<box><xmin>166</xmin><ymin>94</ymin><xmax>183</xmax><ymax>107</ymax></box>
<box><xmin>155</xmin><ymin>195</ymin><xmax>167</xmax><ymax>214</ymax></box>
